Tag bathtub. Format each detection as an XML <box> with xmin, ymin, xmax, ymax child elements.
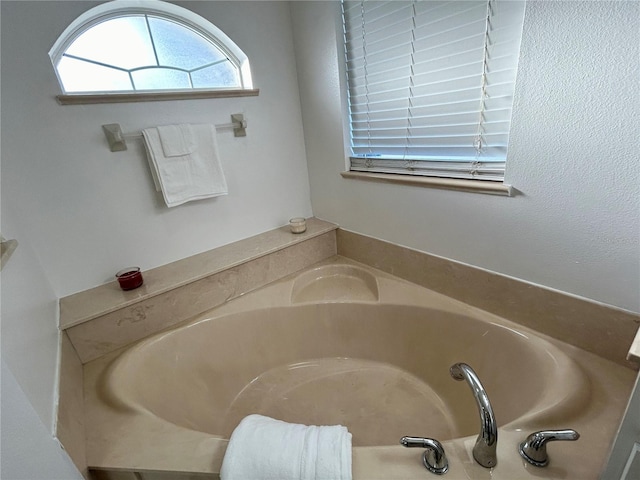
<box><xmin>84</xmin><ymin>259</ymin><xmax>634</xmax><ymax>479</ymax></box>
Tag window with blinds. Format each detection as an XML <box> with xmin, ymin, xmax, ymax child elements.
<box><xmin>342</xmin><ymin>0</ymin><xmax>526</xmax><ymax>182</ymax></box>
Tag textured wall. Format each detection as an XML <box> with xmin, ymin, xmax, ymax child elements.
<box><xmin>292</xmin><ymin>0</ymin><xmax>640</xmax><ymax>312</ymax></box>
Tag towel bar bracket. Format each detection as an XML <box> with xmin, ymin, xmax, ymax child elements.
<box><xmin>231</xmin><ymin>113</ymin><xmax>247</xmax><ymax>137</ymax></box>
<box><xmin>102</xmin><ymin>114</ymin><xmax>248</xmax><ymax>152</ymax></box>
<box><xmin>103</xmin><ymin>123</ymin><xmax>128</xmax><ymax>152</ymax></box>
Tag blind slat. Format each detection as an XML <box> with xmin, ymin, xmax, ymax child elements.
<box><xmin>351</xmin><ymin>134</ymin><xmax>511</xmax><ymax>150</ymax></box>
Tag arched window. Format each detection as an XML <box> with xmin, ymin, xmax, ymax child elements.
<box><xmin>49</xmin><ymin>0</ymin><xmax>254</xmax><ymax>102</ymax></box>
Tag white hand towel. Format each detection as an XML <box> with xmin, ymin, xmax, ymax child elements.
<box><xmin>220</xmin><ymin>414</ymin><xmax>352</xmax><ymax>480</ymax></box>
<box><xmin>157</xmin><ymin>124</ymin><xmax>196</xmax><ymax>157</ymax></box>
<box><xmin>142</xmin><ymin>124</ymin><xmax>228</xmax><ymax>207</ymax></box>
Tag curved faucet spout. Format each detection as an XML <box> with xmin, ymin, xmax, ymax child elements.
<box><xmin>450</xmin><ymin>363</ymin><xmax>497</xmax><ymax>468</ymax></box>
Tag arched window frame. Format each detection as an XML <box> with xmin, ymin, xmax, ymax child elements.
<box><xmin>49</xmin><ymin>0</ymin><xmax>258</xmax><ymax>104</ymax></box>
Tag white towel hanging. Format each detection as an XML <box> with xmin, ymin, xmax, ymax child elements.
<box><xmin>142</xmin><ymin>124</ymin><xmax>228</xmax><ymax>207</ymax></box>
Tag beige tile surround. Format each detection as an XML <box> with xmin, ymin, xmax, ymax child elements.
<box><xmin>61</xmin><ymin>219</ymin><xmax>337</xmax><ymax>363</ymax></box>
<box><xmin>60</xmin><ymin>218</ymin><xmax>338</xmax><ymax>330</ymax></box>
<box><xmin>338</xmin><ymin>229</ymin><xmax>640</xmax><ymax>368</ymax></box>
<box><xmin>57</xmin><ymin>218</ymin><xmax>639</xmax><ymax>479</ymax></box>
<box><xmin>60</xmin><ymin>219</ymin><xmax>640</xmax><ymax>367</ymax></box>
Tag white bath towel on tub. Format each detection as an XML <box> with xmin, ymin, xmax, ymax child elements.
<box><xmin>220</xmin><ymin>414</ymin><xmax>352</xmax><ymax>480</ymax></box>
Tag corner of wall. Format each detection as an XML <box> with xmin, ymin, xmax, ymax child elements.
<box><xmin>56</xmin><ymin>330</ymin><xmax>88</xmax><ymax>477</ymax></box>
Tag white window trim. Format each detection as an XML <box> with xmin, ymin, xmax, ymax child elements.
<box><xmin>49</xmin><ymin>0</ymin><xmax>257</xmax><ymax>104</ymax></box>
<box><xmin>54</xmin><ymin>88</ymin><xmax>260</xmax><ymax>105</ymax></box>
<box><xmin>341</xmin><ymin>171</ymin><xmax>513</xmax><ymax>196</ymax></box>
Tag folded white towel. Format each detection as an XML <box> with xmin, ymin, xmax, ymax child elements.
<box><xmin>157</xmin><ymin>124</ymin><xmax>196</xmax><ymax>157</ymax></box>
<box><xmin>220</xmin><ymin>414</ymin><xmax>352</xmax><ymax>480</ymax></box>
<box><xmin>142</xmin><ymin>124</ymin><xmax>228</xmax><ymax>207</ymax></box>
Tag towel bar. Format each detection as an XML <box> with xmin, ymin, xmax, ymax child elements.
<box><xmin>102</xmin><ymin>114</ymin><xmax>247</xmax><ymax>152</ymax></box>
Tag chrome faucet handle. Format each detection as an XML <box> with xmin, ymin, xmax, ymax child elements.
<box><xmin>400</xmin><ymin>436</ymin><xmax>449</xmax><ymax>475</ymax></box>
<box><xmin>519</xmin><ymin>429</ymin><xmax>580</xmax><ymax>467</ymax></box>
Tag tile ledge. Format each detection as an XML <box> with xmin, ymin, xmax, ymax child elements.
<box><xmin>337</xmin><ymin>229</ymin><xmax>640</xmax><ymax>368</ymax></box>
<box><xmin>59</xmin><ymin>218</ymin><xmax>337</xmax><ymax>329</ymax></box>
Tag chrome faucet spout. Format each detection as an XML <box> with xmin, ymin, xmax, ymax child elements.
<box><xmin>450</xmin><ymin>363</ymin><xmax>497</xmax><ymax>468</ymax></box>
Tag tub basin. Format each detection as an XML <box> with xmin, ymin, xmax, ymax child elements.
<box><xmin>101</xmin><ymin>302</ymin><xmax>588</xmax><ymax>447</ymax></box>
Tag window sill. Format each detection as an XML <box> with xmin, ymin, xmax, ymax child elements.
<box><xmin>56</xmin><ymin>88</ymin><xmax>260</xmax><ymax>105</ymax></box>
<box><xmin>341</xmin><ymin>171</ymin><xmax>513</xmax><ymax>196</ymax></box>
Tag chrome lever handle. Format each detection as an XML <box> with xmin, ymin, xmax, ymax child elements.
<box><xmin>400</xmin><ymin>436</ymin><xmax>449</xmax><ymax>475</ymax></box>
<box><xmin>519</xmin><ymin>429</ymin><xmax>580</xmax><ymax>467</ymax></box>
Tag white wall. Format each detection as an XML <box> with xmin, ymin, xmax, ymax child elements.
<box><xmin>0</xmin><ymin>203</ymin><xmax>61</xmax><ymax>430</ymax></box>
<box><xmin>1</xmin><ymin>1</ymin><xmax>311</xmax><ymax>477</ymax></box>
<box><xmin>1</xmin><ymin>0</ymin><xmax>313</xmax><ymax>298</ymax></box>
<box><xmin>291</xmin><ymin>0</ymin><xmax>640</xmax><ymax>313</ymax></box>
<box><xmin>1</xmin><ymin>359</ymin><xmax>84</xmax><ymax>480</ymax></box>
<box><xmin>0</xmin><ymin>201</ymin><xmax>83</xmax><ymax>478</ymax></box>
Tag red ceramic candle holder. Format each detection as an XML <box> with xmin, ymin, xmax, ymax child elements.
<box><xmin>116</xmin><ymin>267</ymin><xmax>144</xmax><ymax>291</ymax></box>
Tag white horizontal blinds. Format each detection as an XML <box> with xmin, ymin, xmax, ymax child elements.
<box><xmin>343</xmin><ymin>0</ymin><xmax>525</xmax><ymax>181</ymax></box>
